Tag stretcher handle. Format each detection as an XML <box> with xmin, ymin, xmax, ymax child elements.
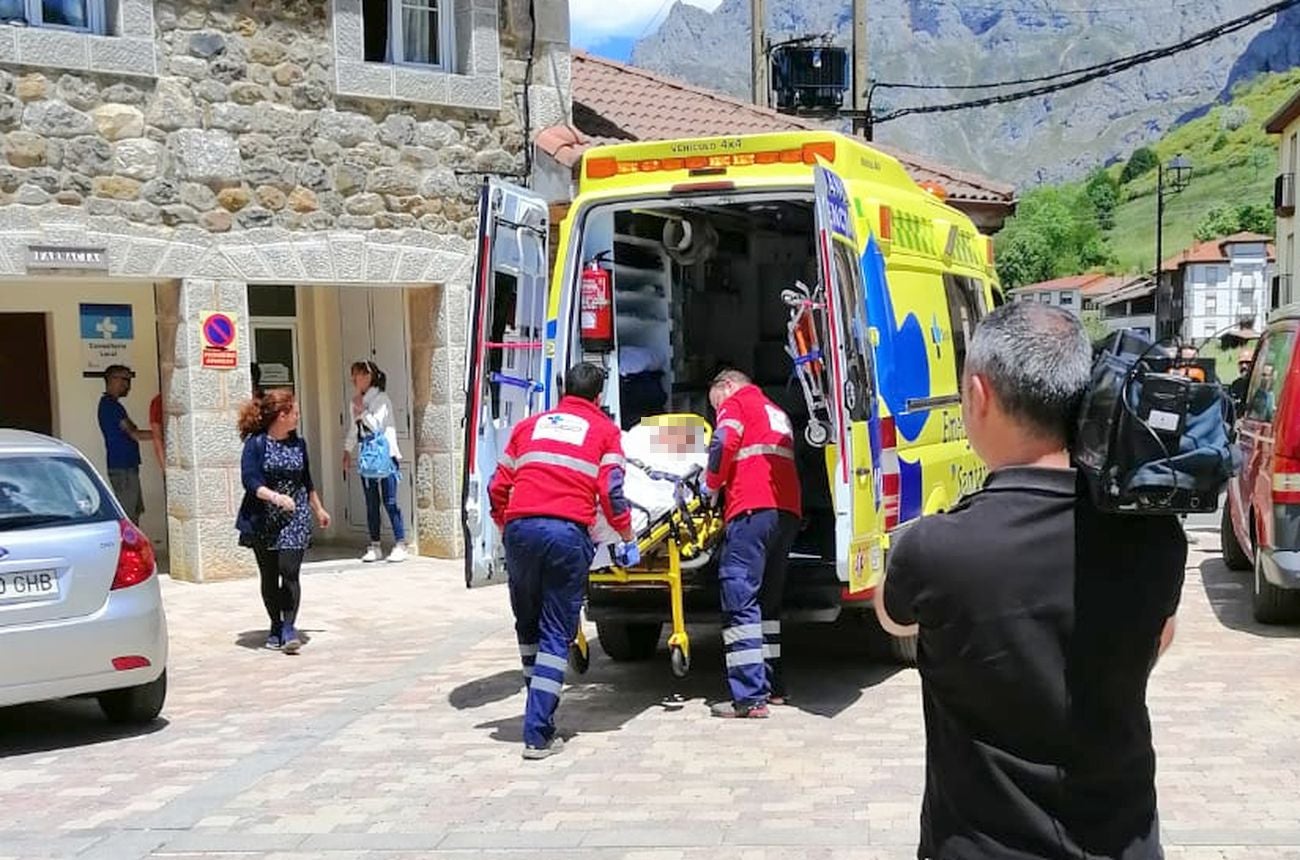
<box><xmin>490</xmin><ymin>372</ymin><xmax>543</xmax><ymax>392</ymax></box>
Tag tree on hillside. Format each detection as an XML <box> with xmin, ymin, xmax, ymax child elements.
<box><xmin>994</xmin><ymin>185</ymin><xmax>1117</xmax><ymax>290</ymax></box>
<box><xmin>1193</xmin><ymin>203</ymin><xmax>1275</xmax><ymax>241</ymax></box>
<box><xmin>1120</xmin><ymin>147</ymin><xmax>1159</xmax><ymax>184</ymax></box>
<box><xmin>1084</xmin><ymin>170</ymin><xmax>1120</xmax><ymax>231</ymax></box>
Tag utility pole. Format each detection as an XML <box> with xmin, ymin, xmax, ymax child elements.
<box><xmin>751</xmin><ymin>0</ymin><xmax>767</xmax><ymax>108</ymax></box>
<box><xmin>852</xmin><ymin>0</ymin><xmax>868</xmax><ymax>137</ymax></box>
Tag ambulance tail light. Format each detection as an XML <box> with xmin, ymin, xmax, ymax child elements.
<box><xmin>880</xmin><ymin>416</ymin><xmax>901</xmax><ymax>531</ymax></box>
<box><xmin>583</xmin><ymin>141</ymin><xmax>837</xmax><ymax>181</ymax></box>
<box><xmin>986</xmin><ymin>236</ymin><xmax>996</xmax><ymax>268</ymax></box>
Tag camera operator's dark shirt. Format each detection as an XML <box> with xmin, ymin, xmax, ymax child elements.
<box><xmin>883</xmin><ymin>466</ymin><xmax>1187</xmax><ymax>860</ymax></box>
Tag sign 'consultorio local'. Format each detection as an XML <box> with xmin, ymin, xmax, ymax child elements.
<box><xmin>26</xmin><ymin>245</ymin><xmax>109</xmax><ymax>271</ymax></box>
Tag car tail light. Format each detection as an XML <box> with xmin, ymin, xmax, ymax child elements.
<box><xmin>112</xmin><ymin>520</ymin><xmax>156</xmax><ymax>590</ymax></box>
<box><xmin>112</xmin><ymin>655</ymin><xmax>152</xmax><ymax>671</ymax></box>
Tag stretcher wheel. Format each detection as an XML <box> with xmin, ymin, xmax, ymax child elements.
<box><xmin>568</xmin><ymin>641</ymin><xmax>590</xmax><ymax>674</ymax></box>
<box><xmin>805</xmin><ymin>421</ymin><xmax>831</xmax><ymax>447</ymax></box>
<box><xmin>670</xmin><ymin>645</ymin><xmax>690</xmax><ymax>678</ymax></box>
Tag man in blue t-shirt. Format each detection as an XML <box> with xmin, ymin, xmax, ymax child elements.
<box><xmin>98</xmin><ymin>365</ymin><xmax>153</xmax><ymax>525</ymax></box>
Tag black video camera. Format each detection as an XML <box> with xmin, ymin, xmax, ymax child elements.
<box><xmin>1073</xmin><ymin>330</ymin><xmax>1239</xmax><ymax>515</ymax></box>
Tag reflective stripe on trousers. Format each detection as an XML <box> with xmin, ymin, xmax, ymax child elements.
<box><xmin>503</xmin><ymin>517</ymin><xmax>594</xmax><ymax>748</ymax></box>
<box><xmin>717</xmin><ymin>510</ymin><xmax>789</xmax><ymax>706</ymax></box>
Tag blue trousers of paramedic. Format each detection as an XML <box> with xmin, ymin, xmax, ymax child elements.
<box><xmin>718</xmin><ymin>509</ymin><xmax>799</xmax><ymax>706</ymax></box>
<box><xmin>503</xmin><ymin>516</ymin><xmax>594</xmax><ymax>748</ymax></box>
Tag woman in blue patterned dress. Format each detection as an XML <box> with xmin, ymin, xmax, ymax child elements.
<box><xmin>236</xmin><ymin>389</ymin><xmax>331</xmax><ymax>654</ymax></box>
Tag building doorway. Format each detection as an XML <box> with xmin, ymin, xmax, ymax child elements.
<box><xmin>0</xmin><ymin>313</ymin><xmax>53</xmax><ymax>434</ymax></box>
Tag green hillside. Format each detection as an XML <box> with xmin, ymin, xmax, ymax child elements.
<box><xmin>1106</xmin><ymin>69</ymin><xmax>1300</xmax><ymax>272</ymax></box>
<box><xmin>995</xmin><ymin>69</ymin><xmax>1299</xmax><ymax>289</ymax></box>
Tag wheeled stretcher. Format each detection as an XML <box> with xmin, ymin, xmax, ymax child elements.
<box><xmin>570</xmin><ymin>414</ymin><xmax>725</xmax><ymax>678</ymax></box>
<box><xmin>782</xmin><ymin>280</ymin><xmax>834</xmax><ymax>448</ymax></box>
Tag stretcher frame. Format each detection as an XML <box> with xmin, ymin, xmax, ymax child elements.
<box><xmin>569</xmin><ymin>415</ymin><xmax>725</xmax><ymax>678</ymax></box>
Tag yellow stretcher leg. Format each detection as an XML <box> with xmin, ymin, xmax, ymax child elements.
<box><xmin>664</xmin><ymin>539</ymin><xmax>690</xmax><ymax>678</ymax></box>
<box><xmin>569</xmin><ymin>610</ymin><xmax>590</xmax><ymax>674</ymax></box>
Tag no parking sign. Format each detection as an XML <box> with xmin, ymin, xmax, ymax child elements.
<box><xmin>200</xmin><ymin>311</ymin><xmax>238</xmax><ymax>369</ymax></box>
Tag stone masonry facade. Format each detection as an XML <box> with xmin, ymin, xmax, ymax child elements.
<box><xmin>0</xmin><ymin>0</ymin><xmax>570</xmax><ymax>579</ymax></box>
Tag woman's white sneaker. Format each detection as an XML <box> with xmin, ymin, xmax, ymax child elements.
<box><xmin>361</xmin><ymin>543</ymin><xmax>382</xmax><ymax>563</ymax></box>
<box><xmin>387</xmin><ymin>543</ymin><xmax>408</xmax><ymax>563</ymax></box>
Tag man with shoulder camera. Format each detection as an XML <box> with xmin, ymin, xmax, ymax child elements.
<box><xmin>876</xmin><ymin>302</ymin><xmax>1187</xmax><ymax>860</ymax></box>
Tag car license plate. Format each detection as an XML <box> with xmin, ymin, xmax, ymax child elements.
<box><xmin>0</xmin><ymin>570</ymin><xmax>59</xmax><ymax>603</ymax></box>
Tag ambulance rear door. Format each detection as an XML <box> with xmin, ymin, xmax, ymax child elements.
<box><xmin>462</xmin><ymin>178</ymin><xmax>551</xmax><ymax>588</ymax></box>
<box><xmin>812</xmin><ymin>165</ymin><xmax>885</xmax><ymax>591</ymax></box>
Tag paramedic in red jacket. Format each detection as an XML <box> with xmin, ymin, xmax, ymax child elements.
<box><xmin>488</xmin><ymin>362</ymin><xmax>637</xmax><ymax>759</ymax></box>
<box><xmin>704</xmin><ymin>369</ymin><xmax>802</xmax><ymax>718</ymax></box>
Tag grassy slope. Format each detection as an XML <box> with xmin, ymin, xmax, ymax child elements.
<box><xmin>1100</xmin><ymin>68</ymin><xmax>1300</xmax><ymax>273</ymax></box>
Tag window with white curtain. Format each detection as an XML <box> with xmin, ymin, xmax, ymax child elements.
<box><xmin>362</xmin><ymin>0</ymin><xmax>454</xmax><ymax>70</ymax></box>
<box><xmin>0</xmin><ymin>0</ymin><xmax>107</xmax><ymax>33</ymax></box>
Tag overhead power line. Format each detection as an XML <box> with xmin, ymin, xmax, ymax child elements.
<box><xmin>869</xmin><ymin>0</ymin><xmax>1298</xmax><ymax>125</ymax></box>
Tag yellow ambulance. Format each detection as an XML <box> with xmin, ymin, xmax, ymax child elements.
<box><xmin>462</xmin><ymin>130</ymin><xmax>999</xmax><ymax>662</ymax></box>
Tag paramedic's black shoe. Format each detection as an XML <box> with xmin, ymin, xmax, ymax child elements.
<box><xmin>710</xmin><ymin>701</ymin><xmax>770</xmax><ymax>719</ymax></box>
<box><xmin>522</xmin><ymin>737</ymin><xmax>566</xmax><ymax>760</ymax></box>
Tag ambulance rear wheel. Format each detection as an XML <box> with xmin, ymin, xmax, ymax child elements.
<box><xmin>596</xmin><ymin>621</ymin><xmax>662</xmax><ymax>662</ymax></box>
<box><xmin>670</xmin><ymin>645</ymin><xmax>690</xmax><ymax>678</ymax></box>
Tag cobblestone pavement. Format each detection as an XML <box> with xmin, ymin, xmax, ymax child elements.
<box><xmin>2</xmin><ymin>525</ymin><xmax>1299</xmax><ymax>860</ymax></box>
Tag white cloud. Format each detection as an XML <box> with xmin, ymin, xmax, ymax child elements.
<box><xmin>569</xmin><ymin>0</ymin><xmax>724</xmax><ymax>47</ymax></box>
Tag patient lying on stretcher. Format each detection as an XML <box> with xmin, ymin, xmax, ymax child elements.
<box><xmin>589</xmin><ymin>417</ymin><xmax>713</xmax><ymax>570</ymax></box>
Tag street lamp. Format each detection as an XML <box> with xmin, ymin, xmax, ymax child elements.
<box><xmin>1155</xmin><ymin>153</ymin><xmax>1192</xmax><ymax>340</ymax></box>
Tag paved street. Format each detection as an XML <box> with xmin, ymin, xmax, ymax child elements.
<box><xmin>2</xmin><ymin>524</ymin><xmax>1299</xmax><ymax>860</ymax></box>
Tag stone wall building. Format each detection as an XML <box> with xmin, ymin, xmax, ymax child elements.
<box><xmin>0</xmin><ymin>0</ymin><xmax>571</xmax><ymax>580</ymax></box>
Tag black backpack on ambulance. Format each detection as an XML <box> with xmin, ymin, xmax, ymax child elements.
<box><xmin>1073</xmin><ymin>330</ymin><xmax>1238</xmax><ymax>515</ymax></box>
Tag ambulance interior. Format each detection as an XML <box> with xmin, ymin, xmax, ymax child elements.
<box><xmin>588</xmin><ymin>196</ymin><xmax>837</xmax><ymax>564</ymax></box>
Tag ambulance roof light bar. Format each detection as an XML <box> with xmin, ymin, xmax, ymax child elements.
<box><xmin>585</xmin><ymin>141</ymin><xmax>836</xmax><ymax>181</ymax></box>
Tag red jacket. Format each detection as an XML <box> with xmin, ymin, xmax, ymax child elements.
<box><xmin>705</xmin><ymin>385</ymin><xmax>802</xmax><ymax>522</ymax></box>
<box><xmin>489</xmin><ymin>396</ymin><xmax>632</xmax><ymax>533</ymax></box>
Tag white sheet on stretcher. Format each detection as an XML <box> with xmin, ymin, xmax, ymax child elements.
<box><xmin>589</xmin><ymin>425</ymin><xmax>708</xmax><ymax>570</ymax></box>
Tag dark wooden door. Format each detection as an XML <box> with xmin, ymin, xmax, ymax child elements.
<box><xmin>0</xmin><ymin>313</ymin><xmax>53</xmax><ymax>435</ymax></box>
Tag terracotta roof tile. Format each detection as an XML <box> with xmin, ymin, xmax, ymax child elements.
<box><xmin>535</xmin><ymin>52</ymin><xmax>1015</xmax><ymax>206</ymax></box>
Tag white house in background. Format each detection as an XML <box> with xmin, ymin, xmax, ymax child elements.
<box><xmin>1161</xmin><ymin>233</ymin><xmax>1276</xmax><ymax>343</ymax></box>
<box><xmin>1010</xmin><ymin>273</ymin><xmax>1128</xmax><ymax>315</ymax></box>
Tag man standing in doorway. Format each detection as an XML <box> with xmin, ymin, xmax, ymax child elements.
<box><xmin>98</xmin><ymin>365</ymin><xmax>152</xmax><ymax>525</ymax></box>
<box><xmin>704</xmin><ymin>369</ymin><xmax>802</xmax><ymax>719</ymax></box>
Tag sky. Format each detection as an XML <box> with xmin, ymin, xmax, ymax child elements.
<box><xmin>569</xmin><ymin>0</ymin><xmax>723</xmax><ymax>61</ymax></box>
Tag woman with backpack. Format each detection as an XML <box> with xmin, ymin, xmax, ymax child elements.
<box><xmin>236</xmin><ymin>389</ymin><xmax>331</xmax><ymax>654</ymax></box>
<box><xmin>343</xmin><ymin>360</ymin><xmax>408</xmax><ymax>563</ymax></box>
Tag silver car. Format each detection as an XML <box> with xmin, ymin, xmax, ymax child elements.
<box><xmin>0</xmin><ymin>430</ymin><xmax>168</xmax><ymax>723</ymax></box>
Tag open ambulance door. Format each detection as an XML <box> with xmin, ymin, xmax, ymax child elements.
<box><xmin>812</xmin><ymin>165</ymin><xmax>885</xmax><ymax>593</ymax></box>
<box><xmin>462</xmin><ymin>179</ymin><xmax>551</xmax><ymax>588</ymax></box>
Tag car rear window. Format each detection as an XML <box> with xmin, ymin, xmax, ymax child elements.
<box><xmin>0</xmin><ymin>456</ymin><xmax>118</xmax><ymax>532</ymax></box>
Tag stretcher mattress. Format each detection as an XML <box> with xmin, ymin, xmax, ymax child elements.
<box><xmin>590</xmin><ymin>421</ymin><xmax>710</xmax><ymax>570</ymax></box>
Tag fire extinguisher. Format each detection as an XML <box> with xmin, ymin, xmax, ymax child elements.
<box><xmin>579</xmin><ymin>252</ymin><xmax>614</xmax><ymax>353</ymax></box>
